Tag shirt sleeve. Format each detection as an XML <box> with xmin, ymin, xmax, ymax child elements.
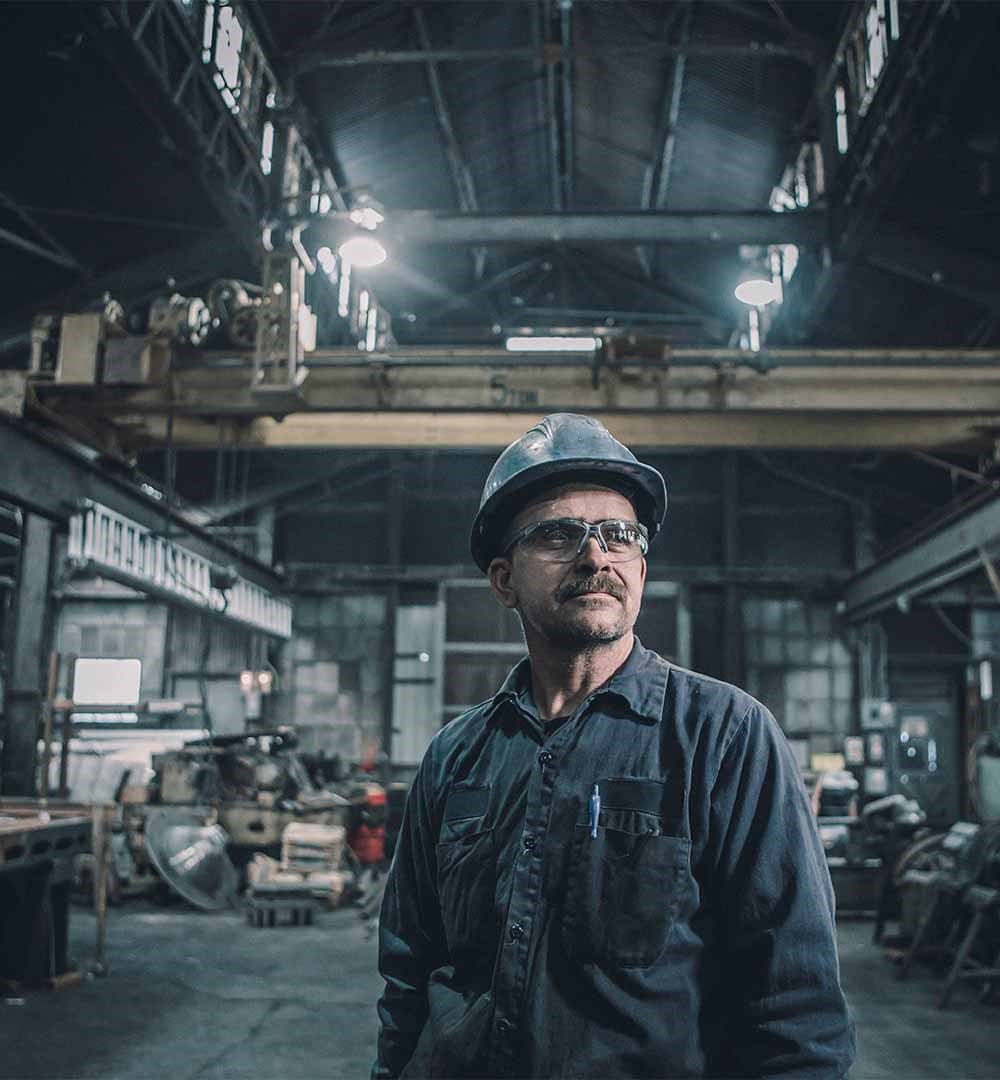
<box><xmin>707</xmin><ymin>703</ymin><xmax>856</xmax><ymax>1078</ymax></box>
<box><xmin>371</xmin><ymin>741</ymin><xmax>449</xmax><ymax>1080</ymax></box>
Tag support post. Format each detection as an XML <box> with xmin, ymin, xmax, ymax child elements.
<box><xmin>1</xmin><ymin>513</ymin><xmax>54</xmax><ymax>796</ymax></box>
<box><xmin>381</xmin><ymin>467</ymin><xmax>403</xmax><ymax>785</ymax></box>
<box><xmin>722</xmin><ymin>453</ymin><xmax>742</xmax><ymax>686</ymax></box>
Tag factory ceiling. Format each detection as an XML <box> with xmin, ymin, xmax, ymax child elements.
<box><xmin>0</xmin><ymin>0</ymin><xmax>997</xmax><ymax>352</ymax></box>
<box><xmin>0</xmin><ymin>0</ymin><xmax>999</xmax><ymax>472</ymax></box>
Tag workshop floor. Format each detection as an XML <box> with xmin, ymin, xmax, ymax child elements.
<box><xmin>3</xmin><ymin>908</ymin><xmax>998</xmax><ymax>1079</ymax></box>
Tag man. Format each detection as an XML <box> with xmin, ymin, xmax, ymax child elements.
<box><xmin>373</xmin><ymin>413</ymin><xmax>855</xmax><ymax>1078</ymax></box>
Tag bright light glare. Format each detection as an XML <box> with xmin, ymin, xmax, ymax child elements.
<box><xmin>349</xmin><ymin>207</ymin><xmax>385</xmax><ymax>230</ymax></box>
<box><xmin>316</xmin><ymin>246</ymin><xmax>336</xmax><ymax>274</ymax></box>
<box><xmin>734</xmin><ymin>278</ymin><xmax>781</xmax><ymax>306</ymax></box>
<box><xmin>748</xmin><ymin>308</ymin><xmax>761</xmax><ymax>353</ymax></box>
<box><xmin>505</xmin><ymin>336</ymin><xmax>599</xmax><ymax>353</ymax></box>
<box><xmin>338</xmin><ymin>235</ymin><xmax>387</xmax><ymax>268</ymax></box>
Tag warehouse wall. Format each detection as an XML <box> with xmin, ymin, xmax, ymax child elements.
<box><xmin>276</xmin><ymin>449</ymin><xmax>858</xmax><ymax>576</ymax></box>
<box><xmin>271</xmin><ymin>448</ymin><xmax>860</xmax><ymax>768</ymax></box>
<box><xmin>286</xmin><ymin>592</ymin><xmax>386</xmax><ymax>760</ymax></box>
<box><xmin>56</xmin><ymin>579</ymin><xmax>265</xmax><ymax>735</ymax></box>
<box><xmin>57</xmin><ymin>582</ymin><xmax>169</xmax><ymax>702</ymax></box>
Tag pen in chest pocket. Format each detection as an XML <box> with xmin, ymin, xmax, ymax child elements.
<box><xmin>589</xmin><ymin>783</ymin><xmax>601</xmax><ymax>839</ymax></box>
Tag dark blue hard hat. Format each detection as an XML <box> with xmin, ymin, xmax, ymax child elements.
<box><xmin>470</xmin><ymin>413</ymin><xmax>668</xmax><ymax>572</ymax></box>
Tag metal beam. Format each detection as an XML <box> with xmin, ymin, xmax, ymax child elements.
<box><xmin>294</xmin><ymin>40</ymin><xmax>817</xmax><ymax>71</ymax></box>
<box><xmin>374</xmin><ymin>210</ymin><xmax>826</xmax><ymax>246</ymax></box>
<box><xmin>96</xmin><ymin>0</ymin><xmax>270</xmax><ymax>257</ymax></box>
<box><xmin>0</xmin><ymin>225</ymin><xmax>81</xmax><ymax>272</ymax></box>
<box><xmin>540</xmin><ymin>1</ymin><xmax>562</xmax><ymax>211</ymax></box>
<box><xmin>720</xmin><ymin>0</ymin><xmax>827</xmax><ymax>59</ymax></box>
<box><xmin>195</xmin><ymin>453</ymin><xmax>380</xmax><ymax>523</ymax></box>
<box><xmin>778</xmin><ymin>1</ymin><xmax>958</xmax><ymax>340</ymax></box>
<box><xmin>570</xmin><ymin>246</ymin><xmax>725</xmax><ymax>324</ymax></box>
<box><xmin>420</xmin><ymin>256</ymin><xmax>546</xmax><ymax>324</ymax></box>
<box><xmin>412</xmin><ymin>6</ymin><xmax>487</xmax><ymax>280</ymax></box>
<box><xmin>0</xmin><ymin>417</ymin><xmax>283</xmax><ymax>591</ymax></box>
<box><xmin>866</xmin><ymin>227</ymin><xmax>1000</xmax><ymax>314</ymax></box>
<box><xmin>33</xmin><ymin>352</ymin><xmax>1000</xmax><ymax>453</ymax></box>
<box><xmin>559</xmin><ymin>0</ymin><xmax>575</xmax><ymax>209</ymax></box>
<box><xmin>645</xmin><ymin>4</ymin><xmax>692</xmax><ymax>213</ymax></box>
<box><xmin>288</xmin><ymin>561</ymin><xmax>849</xmax><ymax>589</ymax></box>
<box><xmin>640</xmin><ymin>2</ymin><xmax>691</xmax><ymax>277</ymax></box>
<box><xmin>119</xmin><ymin>411</ymin><xmax>1000</xmax><ymax>452</ymax></box>
<box><xmin>0</xmin><ymin>231</ymin><xmax>236</xmax><ymax>356</ymax></box>
<box><xmin>0</xmin><ymin>187</ymin><xmax>84</xmax><ymax>273</ymax></box>
<box><xmin>841</xmin><ymin>490</ymin><xmax>1000</xmax><ymax>622</ymax></box>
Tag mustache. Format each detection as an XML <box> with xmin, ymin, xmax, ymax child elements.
<box><xmin>557</xmin><ymin>575</ymin><xmax>626</xmax><ymax>603</ymax></box>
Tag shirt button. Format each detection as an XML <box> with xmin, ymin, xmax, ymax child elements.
<box><xmin>538</xmin><ymin>750</ymin><xmax>554</xmax><ymax>767</ymax></box>
<box><xmin>523</xmin><ymin>835</ymin><xmax>536</xmax><ymax>851</ymax></box>
<box><xmin>497</xmin><ymin>1018</ymin><xmax>514</xmax><ymax>1037</ymax></box>
<box><xmin>509</xmin><ymin>922</ymin><xmax>525</xmax><ymax>941</ymax></box>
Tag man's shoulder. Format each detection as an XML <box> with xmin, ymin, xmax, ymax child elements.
<box><xmin>662</xmin><ymin>661</ymin><xmax>773</xmax><ymax>750</ymax></box>
<box><xmin>665</xmin><ymin>661</ymin><xmax>761</xmax><ymax>717</ymax></box>
<box><xmin>424</xmin><ymin>698</ymin><xmax>495</xmax><ymax>755</ymax></box>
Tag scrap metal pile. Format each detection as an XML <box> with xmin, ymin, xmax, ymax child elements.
<box><xmin>115</xmin><ymin>727</ymin><xmax>354</xmax><ymax>911</ymax></box>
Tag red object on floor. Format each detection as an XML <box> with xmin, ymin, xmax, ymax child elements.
<box><xmin>350</xmin><ymin>823</ymin><xmax>385</xmax><ymax>864</ymax></box>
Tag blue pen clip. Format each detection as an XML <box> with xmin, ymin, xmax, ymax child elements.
<box><xmin>589</xmin><ymin>783</ymin><xmax>601</xmax><ymax>839</ymax></box>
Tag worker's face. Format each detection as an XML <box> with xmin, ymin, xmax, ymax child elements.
<box><xmin>488</xmin><ymin>485</ymin><xmax>646</xmax><ymax>650</ymax></box>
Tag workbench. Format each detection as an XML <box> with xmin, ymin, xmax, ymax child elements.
<box><xmin>0</xmin><ymin>802</ymin><xmax>92</xmax><ymax>986</ymax></box>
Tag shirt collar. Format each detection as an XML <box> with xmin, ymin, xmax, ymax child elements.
<box><xmin>482</xmin><ymin>637</ymin><xmax>668</xmax><ymax>725</ymax></box>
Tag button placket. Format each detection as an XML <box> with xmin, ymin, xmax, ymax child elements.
<box><xmin>491</xmin><ymin>735</ymin><xmax>561</xmax><ymax>1073</ymax></box>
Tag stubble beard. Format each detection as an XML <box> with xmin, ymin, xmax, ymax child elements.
<box><xmin>532</xmin><ymin>589</ymin><xmax>632</xmax><ymax>650</ymax></box>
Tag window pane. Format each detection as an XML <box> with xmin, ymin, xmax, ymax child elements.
<box><xmin>444</xmin><ymin>655</ymin><xmax>518</xmax><ymax>708</ymax></box>
<box><xmin>786</xmin><ymin>603</ymin><xmax>807</xmax><ymax>634</ymax></box>
<box><xmin>810</xmin><ymin>641</ymin><xmax>831</xmax><ymax>664</ymax></box>
<box><xmin>833</xmin><ymin>701</ymin><xmax>852</xmax><ymax>733</ymax></box>
<box><xmin>787</xmin><ymin>637</ymin><xmax>808</xmax><ymax>665</ymax></box>
<box><xmin>834</xmin><ymin>669</ymin><xmax>852</xmax><ymax>701</ymax></box>
<box><xmin>831</xmin><ymin>640</ymin><xmax>851</xmax><ymax>667</ymax></box>
<box><xmin>446</xmin><ymin>587</ymin><xmax>523</xmax><ymax>644</ymax></box>
<box><xmin>72</xmin><ymin>658</ymin><xmax>141</xmax><ymax>705</ymax></box>
<box><xmin>809</xmin><ymin>670</ymin><xmax>831</xmax><ymax>700</ymax></box>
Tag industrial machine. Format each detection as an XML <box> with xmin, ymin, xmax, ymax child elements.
<box><xmin>147</xmin><ymin>727</ymin><xmax>349</xmax><ymax>854</ymax></box>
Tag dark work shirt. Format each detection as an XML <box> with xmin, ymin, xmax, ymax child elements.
<box><xmin>372</xmin><ymin>639</ymin><xmax>855</xmax><ymax>1078</ymax></box>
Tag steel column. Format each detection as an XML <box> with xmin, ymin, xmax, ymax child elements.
<box><xmin>1</xmin><ymin>514</ymin><xmax>53</xmax><ymax>796</ymax></box>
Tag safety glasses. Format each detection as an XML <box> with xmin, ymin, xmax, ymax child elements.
<box><xmin>502</xmin><ymin>518</ymin><xmax>648</xmax><ymax>563</ymax></box>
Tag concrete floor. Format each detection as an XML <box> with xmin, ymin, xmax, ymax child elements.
<box><xmin>3</xmin><ymin>906</ymin><xmax>999</xmax><ymax>1079</ymax></box>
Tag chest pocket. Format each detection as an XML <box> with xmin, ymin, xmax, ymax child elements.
<box><xmin>562</xmin><ymin>777</ymin><xmax>690</xmax><ymax>968</ymax></box>
<box><xmin>435</xmin><ymin>784</ymin><xmax>497</xmax><ymax>963</ymax></box>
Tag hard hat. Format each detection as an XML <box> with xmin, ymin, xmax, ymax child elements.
<box><xmin>470</xmin><ymin>413</ymin><xmax>668</xmax><ymax>572</ymax></box>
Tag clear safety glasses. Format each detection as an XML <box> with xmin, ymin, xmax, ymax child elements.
<box><xmin>503</xmin><ymin>518</ymin><xmax>649</xmax><ymax>564</ymax></box>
